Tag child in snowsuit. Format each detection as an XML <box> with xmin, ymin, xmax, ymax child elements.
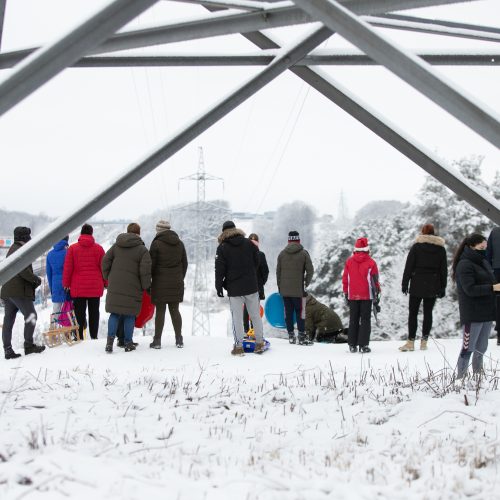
<box><xmin>342</xmin><ymin>237</ymin><xmax>380</xmax><ymax>353</ymax></box>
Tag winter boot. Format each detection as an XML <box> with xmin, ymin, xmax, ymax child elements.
<box><xmin>231</xmin><ymin>345</ymin><xmax>245</xmax><ymax>356</ymax></box>
<box><xmin>4</xmin><ymin>347</ymin><xmax>21</xmax><ymax>360</ymax></box>
<box><xmin>399</xmin><ymin>340</ymin><xmax>415</xmax><ymax>352</ymax></box>
<box><xmin>349</xmin><ymin>345</ymin><xmax>358</xmax><ymax>353</ymax></box>
<box><xmin>105</xmin><ymin>337</ymin><xmax>114</xmax><ymax>353</ymax></box>
<box><xmin>298</xmin><ymin>332</ymin><xmax>313</xmax><ymax>346</ymax></box>
<box><xmin>125</xmin><ymin>342</ymin><xmax>136</xmax><ymax>352</ymax></box>
<box><xmin>149</xmin><ymin>340</ymin><xmax>161</xmax><ymax>349</ymax></box>
<box><xmin>420</xmin><ymin>338</ymin><xmax>428</xmax><ymax>351</ymax></box>
<box><xmin>119</xmin><ymin>341</ymin><xmax>138</xmax><ymax>348</ymax></box>
<box><xmin>24</xmin><ymin>344</ymin><xmax>45</xmax><ymax>355</ymax></box>
<box><xmin>254</xmin><ymin>341</ymin><xmax>265</xmax><ymax>354</ymax></box>
<box><xmin>360</xmin><ymin>345</ymin><xmax>371</xmax><ymax>353</ymax></box>
<box><xmin>175</xmin><ymin>335</ymin><xmax>184</xmax><ymax>348</ymax></box>
<box><xmin>288</xmin><ymin>332</ymin><xmax>296</xmax><ymax>345</ymax></box>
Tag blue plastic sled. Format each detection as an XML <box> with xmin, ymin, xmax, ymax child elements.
<box><xmin>264</xmin><ymin>292</ymin><xmax>296</xmax><ymax>329</ymax></box>
<box><xmin>242</xmin><ymin>338</ymin><xmax>271</xmax><ymax>353</ymax></box>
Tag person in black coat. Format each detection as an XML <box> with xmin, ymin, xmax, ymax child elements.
<box><xmin>400</xmin><ymin>224</ymin><xmax>447</xmax><ymax>352</ymax></box>
<box><xmin>1</xmin><ymin>227</ymin><xmax>46</xmax><ymax>359</ymax></box>
<box><xmin>452</xmin><ymin>233</ymin><xmax>500</xmax><ymax>379</ymax></box>
<box><xmin>243</xmin><ymin>233</ymin><xmax>269</xmax><ymax>333</ymax></box>
<box><xmin>486</xmin><ymin>226</ymin><xmax>500</xmax><ymax>344</ymax></box>
<box><xmin>215</xmin><ymin>221</ymin><xmax>265</xmax><ymax>355</ymax></box>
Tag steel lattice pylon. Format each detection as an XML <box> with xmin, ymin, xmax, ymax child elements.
<box><xmin>179</xmin><ymin>147</ymin><xmax>225</xmax><ymax>336</ymax></box>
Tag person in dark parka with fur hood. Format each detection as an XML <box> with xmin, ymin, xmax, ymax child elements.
<box><xmin>149</xmin><ymin>220</ymin><xmax>188</xmax><ymax>349</ymax></box>
<box><xmin>400</xmin><ymin>224</ymin><xmax>447</xmax><ymax>352</ymax></box>
<box><xmin>102</xmin><ymin>223</ymin><xmax>151</xmax><ymax>353</ymax></box>
<box><xmin>215</xmin><ymin>221</ymin><xmax>265</xmax><ymax>356</ymax></box>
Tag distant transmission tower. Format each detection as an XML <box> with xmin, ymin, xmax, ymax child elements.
<box><xmin>178</xmin><ymin>147</ymin><xmax>224</xmax><ymax>336</ymax></box>
<box><xmin>336</xmin><ymin>190</ymin><xmax>350</xmax><ymax>228</ymax></box>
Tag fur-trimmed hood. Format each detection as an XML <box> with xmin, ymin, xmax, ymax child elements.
<box><xmin>415</xmin><ymin>234</ymin><xmax>445</xmax><ymax>247</ymax></box>
<box><xmin>217</xmin><ymin>227</ymin><xmax>246</xmax><ymax>244</ymax></box>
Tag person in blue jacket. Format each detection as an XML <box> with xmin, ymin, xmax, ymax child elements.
<box><xmin>46</xmin><ymin>236</ymin><xmax>69</xmax><ymax>312</ymax></box>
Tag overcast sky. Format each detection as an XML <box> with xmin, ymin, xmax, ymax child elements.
<box><xmin>0</xmin><ymin>0</ymin><xmax>499</xmax><ymax>222</ymax></box>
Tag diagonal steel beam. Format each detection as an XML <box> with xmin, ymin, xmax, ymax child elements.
<box><xmin>0</xmin><ymin>0</ymin><xmax>482</xmax><ymax>68</ymax></box>
<box><xmin>213</xmin><ymin>8</ymin><xmax>500</xmax><ymax>225</ymax></box>
<box><xmin>52</xmin><ymin>51</ymin><xmax>500</xmax><ymax>67</ymax></box>
<box><xmin>0</xmin><ymin>0</ymin><xmax>6</xmax><ymax>51</ymax></box>
<box><xmin>0</xmin><ymin>0</ymin><xmax>159</xmax><ymax>118</ymax></box>
<box><xmin>366</xmin><ymin>15</ymin><xmax>500</xmax><ymax>43</ymax></box>
<box><xmin>293</xmin><ymin>0</ymin><xmax>500</xmax><ymax>149</ymax></box>
<box><xmin>0</xmin><ymin>26</ymin><xmax>331</xmax><ymax>285</ymax></box>
<box><xmin>381</xmin><ymin>13</ymin><xmax>500</xmax><ymax>36</ymax></box>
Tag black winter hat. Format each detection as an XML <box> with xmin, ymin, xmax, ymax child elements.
<box><xmin>288</xmin><ymin>230</ymin><xmax>300</xmax><ymax>242</ymax></box>
<box><xmin>13</xmin><ymin>226</ymin><xmax>31</xmax><ymax>243</ymax></box>
<box><xmin>222</xmin><ymin>220</ymin><xmax>236</xmax><ymax>231</ymax></box>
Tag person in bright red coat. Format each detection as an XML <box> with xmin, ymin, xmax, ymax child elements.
<box><xmin>342</xmin><ymin>237</ymin><xmax>380</xmax><ymax>353</ymax></box>
<box><xmin>62</xmin><ymin>224</ymin><xmax>105</xmax><ymax>339</ymax></box>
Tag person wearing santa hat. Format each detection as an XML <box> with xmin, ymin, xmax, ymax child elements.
<box><xmin>342</xmin><ymin>237</ymin><xmax>380</xmax><ymax>353</ymax></box>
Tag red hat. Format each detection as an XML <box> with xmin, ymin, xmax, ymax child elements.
<box><xmin>354</xmin><ymin>237</ymin><xmax>369</xmax><ymax>252</ymax></box>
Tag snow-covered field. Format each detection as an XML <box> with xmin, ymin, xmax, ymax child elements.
<box><xmin>1</xmin><ymin>308</ymin><xmax>500</xmax><ymax>500</ymax></box>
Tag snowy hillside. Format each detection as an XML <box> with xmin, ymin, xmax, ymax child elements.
<box><xmin>1</xmin><ymin>331</ymin><xmax>500</xmax><ymax>500</ymax></box>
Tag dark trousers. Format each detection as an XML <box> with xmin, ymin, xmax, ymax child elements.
<box><xmin>73</xmin><ymin>297</ymin><xmax>100</xmax><ymax>339</ymax></box>
<box><xmin>2</xmin><ymin>297</ymin><xmax>37</xmax><ymax>349</ymax></box>
<box><xmin>108</xmin><ymin>313</ymin><xmax>135</xmax><ymax>344</ymax></box>
<box><xmin>154</xmin><ymin>302</ymin><xmax>183</xmax><ymax>344</ymax></box>
<box><xmin>408</xmin><ymin>295</ymin><xmax>436</xmax><ymax>340</ymax></box>
<box><xmin>494</xmin><ymin>269</ymin><xmax>500</xmax><ymax>337</ymax></box>
<box><xmin>283</xmin><ymin>296</ymin><xmax>305</xmax><ymax>334</ymax></box>
<box><xmin>348</xmin><ymin>300</ymin><xmax>372</xmax><ymax>347</ymax></box>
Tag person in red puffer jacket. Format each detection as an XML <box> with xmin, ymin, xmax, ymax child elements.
<box><xmin>62</xmin><ymin>224</ymin><xmax>105</xmax><ymax>339</ymax></box>
<box><xmin>342</xmin><ymin>237</ymin><xmax>380</xmax><ymax>353</ymax></box>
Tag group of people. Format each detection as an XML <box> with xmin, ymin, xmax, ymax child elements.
<box><xmin>2</xmin><ymin>218</ymin><xmax>500</xmax><ymax>380</ymax></box>
<box><xmin>398</xmin><ymin>224</ymin><xmax>500</xmax><ymax>380</ymax></box>
<box><xmin>2</xmin><ymin>220</ymin><xmax>188</xmax><ymax>357</ymax></box>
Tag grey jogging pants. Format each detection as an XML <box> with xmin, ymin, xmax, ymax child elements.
<box><xmin>456</xmin><ymin>321</ymin><xmax>492</xmax><ymax>379</ymax></box>
<box><xmin>229</xmin><ymin>292</ymin><xmax>263</xmax><ymax>346</ymax></box>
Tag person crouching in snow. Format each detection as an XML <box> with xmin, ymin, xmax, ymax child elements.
<box><xmin>305</xmin><ymin>293</ymin><xmax>347</xmax><ymax>344</ymax></box>
<box><xmin>102</xmin><ymin>223</ymin><xmax>151</xmax><ymax>353</ymax></box>
<box><xmin>342</xmin><ymin>237</ymin><xmax>380</xmax><ymax>353</ymax></box>
<box><xmin>215</xmin><ymin>221</ymin><xmax>265</xmax><ymax>356</ymax></box>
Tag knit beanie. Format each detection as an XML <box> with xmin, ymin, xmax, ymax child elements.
<box><xmin>156</xmin><ymin>220</ymin><xmax>171</xmax><ymax>233</ymax></box>
<box><xmin>288</xmin><ymin>230</ymin><xmax>300</xmax><ymax>243</ymax></box>
<box><xmin>222</xmin><ymin>220</ymin><xmax>236</xmax><ymax>231</ymax></box>
<box><xmin>13</xmin><ymin>226</ymin><xmax>31</xmax><ymax>243</ymax></box>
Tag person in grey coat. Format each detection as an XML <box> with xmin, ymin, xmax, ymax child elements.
<box><xmin>149</xmin><ymin>220</ymin><xmax>188</xmax><ymax>349</ymax></box>
<box><xmin>102</xmin><ymin>223</ymin><xmax>152</xmax><ymax>353</ymax></box>
<box><xmin>276</xmin><ymin>230</ymin><xmax>314</xmax><ymax>345</ymax></box>
<box><xmin>1</xmin><ymin>226</ymin><xmax>45</xmax><ymax>359</ymax></box>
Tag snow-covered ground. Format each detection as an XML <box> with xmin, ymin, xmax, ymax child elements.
<box><xmin>1</xmin><ymin>300</ymin><xmax>500</xmax><ymax>499</ymax></box>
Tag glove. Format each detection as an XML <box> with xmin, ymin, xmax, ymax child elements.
<box><xmin>33</xmin><ymin>276</ymin><xmax>42</xmax><ymax>288</ymax></box>
<box><xmin>216</xmin><ymin>289</ymin><xmax>224</xmax><ymax>298</ymax></box>
<box><xmin>402</xmin><ymin>286</ymin><xmax>408</xmax><ymax>295</ymax></box>
<box><xmin>344</xmin><ymin>293</ymin><xmax>349</xmax><ymax>306</ymax></box>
